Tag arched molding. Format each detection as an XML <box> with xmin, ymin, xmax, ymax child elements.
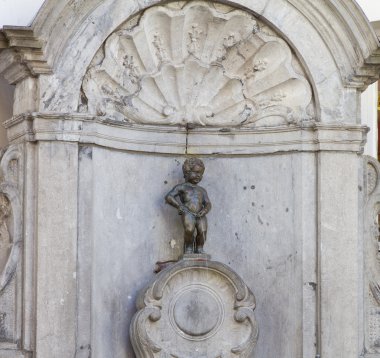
<box><xmin>11</xmin><ymin>0</ymin><xmax>379</xmax><ymax>122</ymax></box>
<box><xmin>0</xmin><ymin>0</ymin><xmax>379</xmax><ymax>125</ymax></box>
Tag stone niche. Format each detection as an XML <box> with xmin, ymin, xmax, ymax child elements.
<box><xmin>0</xmin><ymin>0</ymin><xmax>380</xmax><ymax>357</ymax></box>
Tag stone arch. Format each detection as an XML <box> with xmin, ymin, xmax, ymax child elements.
<box><xmin>79</xmin><ymin>2</ymin><xmax>315</xmax><ymax>127</ymax></box>
<box><xmin>8</xmin><ymin>0</ymin><xmax>375</xmax><ymax>124</ymax></box>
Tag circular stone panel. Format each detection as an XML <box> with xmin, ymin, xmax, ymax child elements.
<box><xmin>172</xmin><ymin>286</ymin><xmax>222</xmax><ymax>338</ymax></box>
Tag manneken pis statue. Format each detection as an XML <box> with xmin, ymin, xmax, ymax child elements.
<box><xmin>165</xmin><ymin>158</ymin><xmax>212</xmax><ymax>254</ymax></box>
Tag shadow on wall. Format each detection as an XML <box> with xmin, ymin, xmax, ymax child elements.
<box><xmin>0</xmin><ymin>75</ymin><xmax>11</xmax><ymax>148</ymax></box>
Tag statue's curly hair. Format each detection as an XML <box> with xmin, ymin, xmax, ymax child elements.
<box><xmin>182</xmin><ymin>157</ymin><xmax>205</xmax><ymax>174</ymax></box>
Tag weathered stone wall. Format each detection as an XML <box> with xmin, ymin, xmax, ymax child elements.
<box><xmin>77</xmin><ymin>148</ymin><xmax>315</xmax><ymax>356</ymax></box>
<box><xmin>0</xmin><ymin>0</ymin><xmax>379</xmax><ymax>357</ymax></box>
<box><xmin>0</xmin><ymin>76</ymin><xmax>12</xmax><ymax>147</ymax></box>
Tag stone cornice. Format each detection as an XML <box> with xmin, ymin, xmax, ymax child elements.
<box><xmin>287</xmin><ymin>0</ymin><xmax>380</xmax><ymax>90</ymax></box>
<box><xmin>350</xmin><ymin>47</ymin><xmax>380</xmax><ymax>90</ymax></box>
<box><xmin>4</xmin><ymin>113</ymin><xmax>368</xmax><ymax>155</ymax></box>
<box><xmin>0</xmin><ymin>26</ymin><xmax>51</xmax><ymax>84</ymax></box>
<box><xmin>0</xmin><ymin>32</ymin><xmax>7</xmax><ymax>48</ymax></box>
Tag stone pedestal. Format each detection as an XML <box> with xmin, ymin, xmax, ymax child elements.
<box><xmin>130</xmin><ymin>257</ymin><xmax>258</xmax><ymax>357</ymax></box>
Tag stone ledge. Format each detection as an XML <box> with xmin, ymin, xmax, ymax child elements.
<box><xmin>4</xmin><ymin>112</ymin><xmax>368</xmax><ymax>155</ymax></box>
<box><xmin>0</xmin><ymin>349</ymin><xmax>32</xmax><ymax>358</ymax></box>
<box><xmin>187</xmin><ymin>123</ymin><xmax>368</xmax><ymax>155</ymax></box>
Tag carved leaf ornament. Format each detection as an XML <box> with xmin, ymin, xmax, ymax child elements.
<box><xmin>0</xmin><ymin>194</ymin><xmax>12</xmax><ymax>290</ymax></box>
<box><xmin>364</xmin><ymin>156</ymin><xmax>380</xmax><ymax>353</ymax></box>
<box><xmin>82</xmin><ymin>2</ymin><xmax>314</xmax><ymax>127</ymax></box>
<box><xmin>0</xmin><ymin>146</ymin><xmax>22</xmax><ymax>294</ymax></box>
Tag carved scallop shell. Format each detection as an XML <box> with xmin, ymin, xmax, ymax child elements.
<box><xmin>81</xmin><ymin>2</ymin><xmax>314</xmax><ymax>127</ymax></box>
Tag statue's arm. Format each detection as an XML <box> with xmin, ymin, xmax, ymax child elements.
<box><xmin>203</xmin><ymin>190</ymin><xmax>212</xmax><ymax>214</ymax></box>
<box><xmin>197</xmin><ymin>189</ymin><xmax>212</xmax><ymax>217</ymax></box>
<box><xmin>165</xmin><ymin>185</ymin><xmax>182</xmax><ymax>209</ymax></box>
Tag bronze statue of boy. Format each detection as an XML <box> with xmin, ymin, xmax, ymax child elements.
<box><xmin>165</xmin><ymin>158</ymin><xmax>212</xmax><ymax>254</ymax></box>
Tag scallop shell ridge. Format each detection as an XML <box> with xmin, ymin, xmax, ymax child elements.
<box><xmin>81</xmin><ymin>1</ymin><xmax>315</xmax><ymax>127</ymax></box>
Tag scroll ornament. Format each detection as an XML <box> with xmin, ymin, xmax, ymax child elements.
<box><xmin>130</xmin><ymin>259</ymin><xmax>258</xmax><ymax>357</ymax></box>
<box><xmin>364</xmin><ymin>156</ymin><xmax>380</xmax><ymax>353</ymax></box>
<box><xmin>0</xmin><ymin>145</ymin><xmax>23</xmax><ymax>294</ymax></box>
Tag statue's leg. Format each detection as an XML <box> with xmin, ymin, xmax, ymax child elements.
<box><xmin>182</xmin><ymin>213</ymin><xmax>196</xmax><ymax>253</ymax></box>
<box><xmin>195</xmin><ymin>217</ymin><xmax>207</xmax><ymax>253</ymax></box>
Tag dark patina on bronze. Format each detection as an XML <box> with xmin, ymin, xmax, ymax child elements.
<box><xmin>165</xmin><ymin>158</ymin><xmax>212</xmax><ymax>254</ymax></box>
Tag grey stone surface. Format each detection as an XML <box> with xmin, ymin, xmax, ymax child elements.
<box><xmin>76</xmin><ymin>148</ymin><xmax>315</xmax><ymax>357</ymax></box>
<box><xmin>318</xmin><ymin>152</ymin><xmax>361</xmax><ymax>357</ymax></box>
<box><xmin>173</xmin><ymin>288</ymin><xmax>220</xmax><ymax>336</ymax></box>
<box><xmin>35</xmin><ymin>142</ymin><xmax>78</xmax><ymax>358</ymax></box>
<box><xmin>0</xmin><ymin>76</ymin><xmax>12</xmax><ymax>146</ymax></box>
<box><xmin>22</xmin><ymin>142</ymin><xmax>37</xmax><ymax>352</ymax></box>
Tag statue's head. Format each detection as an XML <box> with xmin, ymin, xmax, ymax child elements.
<box><xmin>183</xmin><ymin>157</ymin><xmax>205</xmax><ymax>184</ymax></box>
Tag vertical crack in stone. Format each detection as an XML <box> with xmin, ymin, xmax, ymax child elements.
<box><xmin>185</xmin><ymin>126</ymin><xmax>189</xmax><ymax>155</ymax></box>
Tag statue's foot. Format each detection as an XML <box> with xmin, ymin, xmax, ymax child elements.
<box><xmin>185</xmin><ymin>246</ymin><xmax>193</xmax><ymax>254</ymax></box>
<box><xmin>195</xmin><ymin>246</ymin><xmax>204</xmax><ymax>254</ymax></box>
